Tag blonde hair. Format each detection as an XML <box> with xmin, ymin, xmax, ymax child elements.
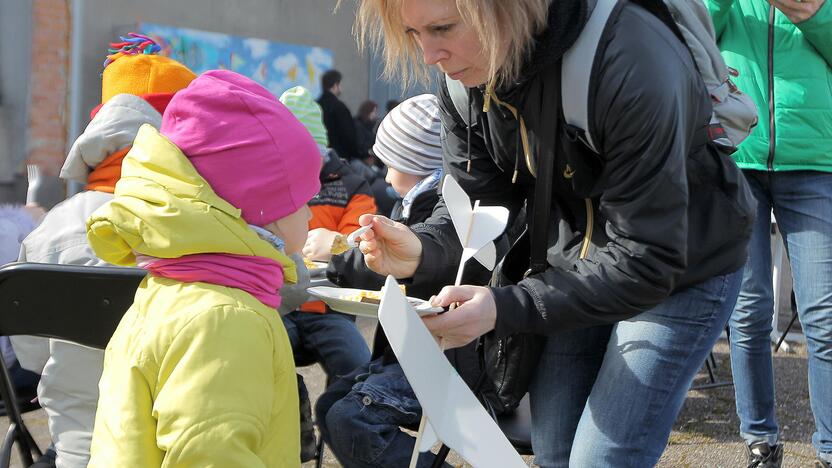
<box><xmin>347</xmin><ymin>0</ymin><xmax>551</xmax><ymax>87</ymax></box>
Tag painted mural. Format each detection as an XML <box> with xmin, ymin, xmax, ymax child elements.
<box><xmin>138</xmin><ymin>22</ymin><xmax>334</xmax><ymax>98</ymax></box>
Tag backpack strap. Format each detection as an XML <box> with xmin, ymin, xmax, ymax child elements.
<box><xmin>561</xmin><ymin>0</ymin><xmax>618</xmax><ymax>154</ymax></box>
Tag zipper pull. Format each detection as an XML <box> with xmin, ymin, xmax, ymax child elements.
<box><xmin>512</xmin><ymin>169</ymin><xmax>518</xmax><ymax>184</ymax></box>
<box><xmin>482</xmin><ymin>81</ymin><xmax>494</xmax><ymax>113</ymax></box>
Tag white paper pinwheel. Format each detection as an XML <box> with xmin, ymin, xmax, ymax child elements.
<box><xmin>442</xmin><ymin>175</ymin><xmax>510</xmax><ymax>284</ymax></box>
<box><xmin>378</xmin><ymin>276</ymin><xmax>527</xmax><ymax>468</ymax></box>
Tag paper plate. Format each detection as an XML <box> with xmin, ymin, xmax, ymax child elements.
<box><xmin>307</xmin><ymin>286</ymin><xmax>443</xmax><ymax>318</ymax></box>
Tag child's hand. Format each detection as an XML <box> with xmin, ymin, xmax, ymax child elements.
<box><xmin>302</xmin><ymin>228</ymin><xmax>339</xmax><ymax>261</ymax></box>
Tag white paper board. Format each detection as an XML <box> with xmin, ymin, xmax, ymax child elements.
<box><xmin>378</xmin><ymin>276</ymin><xmax>527</xmax><ymax>468</ymax></box>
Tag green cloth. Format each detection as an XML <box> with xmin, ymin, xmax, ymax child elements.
<box><xmin>279</xmin><ymin>86</ymin><xmax>329</xmax><ymax>148</ymax></box>
<box><xmin>707</xmin><ymin>0</ymin><xmax>832</xmax><ymax>171</ymax></box>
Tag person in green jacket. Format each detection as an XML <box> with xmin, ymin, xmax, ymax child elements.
<box><xmin>707</xmin><ymin>0</ymin><xmax>832</xmax><ymax>466</ymax></box>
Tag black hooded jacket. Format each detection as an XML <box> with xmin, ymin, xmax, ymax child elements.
<box><xmin>409</xmin><ymin>0</ymin><xmax>755</xmax><ymax>337</ymax></box>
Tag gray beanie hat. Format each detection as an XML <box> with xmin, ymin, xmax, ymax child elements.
<box><xmin>373</xmin><ymin>94</ymin><xmax>442</xmax><ymax>176</ymax></box>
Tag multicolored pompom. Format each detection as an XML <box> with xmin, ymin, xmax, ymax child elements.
<box><xmin>102</xmin><ymin>32</ymin><xmax>162</xmax><ymax>69</ymax></box>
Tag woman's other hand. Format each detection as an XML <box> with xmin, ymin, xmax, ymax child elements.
<box><xmin>423</xmin><ymin>285</ymin><xmax>497</xmax><ymax>349</ymax></box>
<box><xmin>357</xmin><ymin>214</ymin><xmax>422</xmax><ymax>278</ymax></box>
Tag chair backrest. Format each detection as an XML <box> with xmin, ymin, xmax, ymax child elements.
<box><xmin>0</xmin><ymin>263</ymin><xmax>145</xmax><ymax>349</ymax></box>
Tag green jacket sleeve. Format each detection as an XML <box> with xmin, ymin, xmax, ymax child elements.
<box><xmin>796</xmin><ymin>0</ymin><xmax>832</xmax><ymax>67</ymax></box>
<box><xmin>153</xmin><ymin>307</ymin><xmax>276</xmax><ymax>468</ymax></box>
<box><xmin>706</xmin><ymin>0</ymin><xmax>736</xmax><ymax>39</ymax></box>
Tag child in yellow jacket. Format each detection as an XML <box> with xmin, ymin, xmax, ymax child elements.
<box><xmin>86</xmin><ymin>70</ymin><xmax>322</xmax><ymax>467</ymax></box>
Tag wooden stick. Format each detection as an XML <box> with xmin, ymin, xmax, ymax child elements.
<box><xmin>408</xmin><ymin>411</ymin><xmax>429</xmax><ymax>468</ymax></box>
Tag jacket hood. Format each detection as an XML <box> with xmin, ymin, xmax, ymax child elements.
<box><xmin>86</xmin><ymin>124</ymin><xmax>297</xmax><ymax>281</ymax></box>
<box><xmin>61</xmin><ymin>94</ymin><xmax>162</xmax><ymax>184</ymax></box>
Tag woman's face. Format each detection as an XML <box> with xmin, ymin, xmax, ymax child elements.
<box><xmin>401</xmin><ymin>0</ymin><xmax>491</xmax><ymax>87</ymax></box>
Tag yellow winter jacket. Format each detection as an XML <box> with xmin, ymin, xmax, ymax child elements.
<box><xmin>87</xmin><ymin>125</ymin><xmax>300</xmax><ymax>468</ymax></box>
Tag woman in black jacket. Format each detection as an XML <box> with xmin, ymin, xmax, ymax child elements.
<box><xmin>348</xmin><ymin>0</ymin><xmax>755</xmax><ymax>466</ymax></box>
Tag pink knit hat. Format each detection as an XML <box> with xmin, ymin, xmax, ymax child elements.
<box><xmin>160</xmin><ymin>70</ymin><xmax>321</xmax><ymax>226</ymax></box>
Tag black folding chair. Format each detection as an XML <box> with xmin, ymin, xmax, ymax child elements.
<box><xmin>774</xmin><ymin>291</ymin><xmax>799</xmax><ymax>354</ymax></box>
<box><xmin>0</xmin><ymin>262</ymin><xmax>144</xmax><ymax>468</ymax></box>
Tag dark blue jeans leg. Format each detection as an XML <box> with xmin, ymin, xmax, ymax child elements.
<box><xmin>323</xmin><ymin>360</ymin><xmax>451</xmax><ymax>468</ymax></box>
<box><xmin>282</xmin><ymin>311</ymin><xmax>371</xmax><ymax>380</ymax></box>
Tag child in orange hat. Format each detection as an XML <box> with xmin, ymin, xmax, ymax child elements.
<box><xmin>11</xmin><ymin>33</ymin><xmax>195</xmax><ymax>468</ymax></box>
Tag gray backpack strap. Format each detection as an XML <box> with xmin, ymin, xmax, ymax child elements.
<box><xmin>561</xmin><ymin>0</ymin><xmax>618</xmax><ymax>154</ymax></box>
<box><xmin>445</xmin><ymin>74</ymin><xmax>470</xmax><ymax>127</ymax></box>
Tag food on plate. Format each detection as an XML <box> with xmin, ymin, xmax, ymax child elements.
<box><xmin>302</xmin><ymin>257</ymin><xmax>319</xmax><ymax>269</ymax></box>
<box><xmin>342</xmin><ymin>285</ymin><xmax>407</xmax><ymax>304</ymax></box>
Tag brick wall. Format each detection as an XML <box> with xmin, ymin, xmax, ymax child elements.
<box><xmin>27</xmin><ymin>0</ymin><xmax>70</xmax><ymax>177</ymax></box>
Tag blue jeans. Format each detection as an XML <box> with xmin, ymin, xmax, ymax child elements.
<box><xmin>530</xmin><ymin>270</ymin><xmax>742</xmax><ymax>467</ymax></box>
<box><xmin>316</xmin><ymin>359</ymin><xmax>452</xmax><ymax>468</ymax></box>
<box><xmin>729</xmin><ymin>170</ymin><xmax>832</xmax><ymax>462</ymax></box>
<box><xmin>282</xmin><ymin>311</ymin><xmax>370</xmax><ymax>381</ymax></box>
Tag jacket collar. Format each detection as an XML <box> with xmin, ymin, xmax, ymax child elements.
<box><xmin>503</xmin><ymin>0</ymin><xmax>589</xmax><ymax>92</ymax></box>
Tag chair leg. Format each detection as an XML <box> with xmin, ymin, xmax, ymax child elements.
<box><xmin>691</xmin><ymin>351</ymin><xmax>733</xmax><ymax>390</ymax></box>
<box><xmin>774</xmin><ymin>309</ymin><xmax>799</xmax><ymax>354</ymax></box>
<box><xmin>432</xmin><ymin>444</ymin><xmax>451</xmax><ymax>468</ymax></box>
<box><xmin>0</xmin><ymin>423</ymin><xmax>15</xmax><ymax>468</ymax></box>
<box><xmin>774</xmin><ymin>291</ymin><xmax>797</xmax><ymax>353</ymax></box>
<box><xmin>0</xmin><ymin>356</ymin><xmax>38</xmax><ymax>466</ymax></box>
<box><xmin>315</xmin><ymin>436</ymin><xmax>324</xmax><ymax>468</ymax></box>
<box><xmin>704</xmin><ymin>357</ymin><xmax>717</xmax><ymax>384</ymax></box>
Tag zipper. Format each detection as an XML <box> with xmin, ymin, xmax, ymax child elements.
<box><xmin>766</xmin><ymin>4</ymin><xmax>776</xmax><ymax>171</ymax></box>
<box><xmin>580</xmin><ymin>199</ymin><xmax>593</xmax><ymax>260</ymax></box>
<box><xmin>483</xmin><ymin>86</ymin><xmax>536</xmax><ymax>178</ymax></box>
<box><xmin>484</xmin><ymin>84</ymin><xmax>594</xmax><ymax>262</ymax></box>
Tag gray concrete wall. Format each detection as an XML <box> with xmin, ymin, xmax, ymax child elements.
<box><xmin>0</xmin><ymin>0</ymin><xmax>33</xmax><ymax>197</ymax></box>
<box><xmin>73</xmin><ymin>0</ymin><xmax>368</xmax><ymax>138</ymax></box>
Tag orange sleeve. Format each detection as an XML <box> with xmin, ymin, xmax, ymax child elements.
<box><xmin>308</xmin><ymin>205</ymin><xmax>342</xmax><ymax>232</ymax></box>
<box><xmin>336</xmin><ymin>193</ymin><xmax>377</xmax><ymax>235</ymax></box>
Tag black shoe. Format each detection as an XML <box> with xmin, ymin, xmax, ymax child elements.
<box><xmin>816</xmin><ymin>457</ymin><xmax>831</xmax><ymax>468</ymax></box>
<box><xmin>745</xmin><ymin>441</ymin><xmax>784</xmax><ymax>468</ymax></box>
<box><xmin>298</xmin><ymin>376</ymin><xmax>317</xmax><ymax>463</ymax></box>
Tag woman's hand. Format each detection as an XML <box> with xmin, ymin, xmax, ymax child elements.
<box><xmin>357</xmin><ymin>214</ymin><xmax>422</xmax><ymax>278</ymax></box>
<box><xmin>302</xmin><ymin>228</ymin><xmax>339</xmax><ymax>261</ymax></box>
<box><xmin>769</xmin><ymin>0</ymin><xmax>825</xmax><ymax>23</ymax></box>
<box><xmin>423</xmin><ymin>285</ymin><xmax>497</xmax><ymax>349</ymax></box>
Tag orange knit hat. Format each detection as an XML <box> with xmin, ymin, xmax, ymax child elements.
<box><xmin>101</xmin><ymin>33</ymin><xmax>196</xmax><ymax>104</ymax></box>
